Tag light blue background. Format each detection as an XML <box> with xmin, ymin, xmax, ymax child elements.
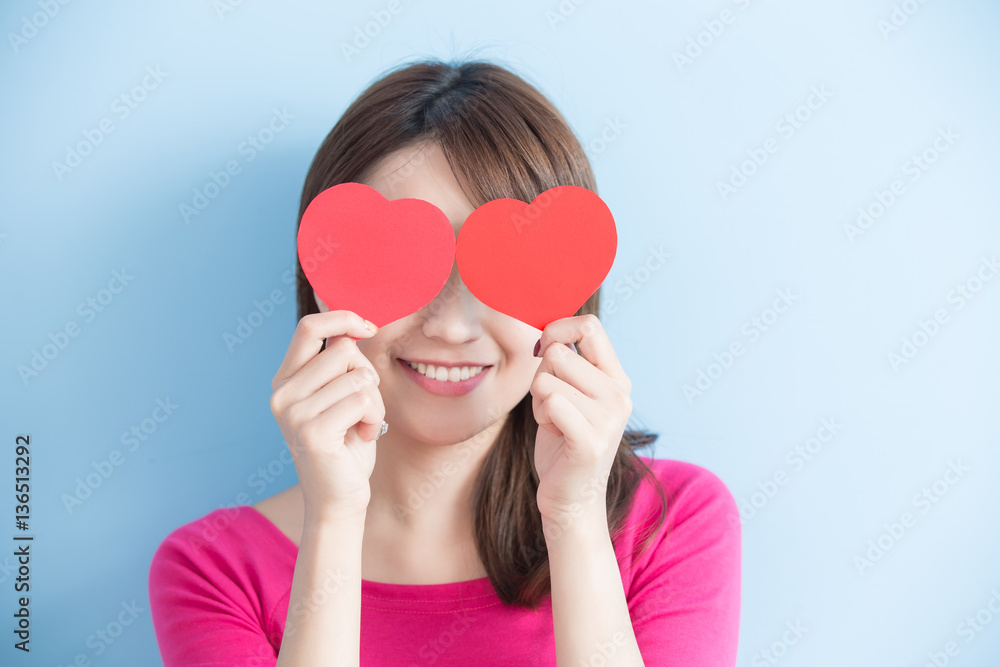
<box><xmin>2</xmin><ymin>0</ymin><xmax>999</xmax><ymax>665</ymax></box>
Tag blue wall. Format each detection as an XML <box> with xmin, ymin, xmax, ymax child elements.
<box><xmin>2</xmin><ymin>0</ymin><xmax>998</xmax><ymax>664</ymax></box>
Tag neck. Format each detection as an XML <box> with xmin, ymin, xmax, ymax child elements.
<box><xmin>365</xmin><ymin>416</ymin><xmax>506</xmax><ymax>538</ymax></box>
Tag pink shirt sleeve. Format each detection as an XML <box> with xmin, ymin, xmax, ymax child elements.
<box><xmin>623</xmin><ymin>458</ymin><xmax>742</xmax><ymax>666</ymax></box>
<box><xmin>148</xmin><ymin>513</ymin><xmax>282</xmax><ymax>667</ymax></box>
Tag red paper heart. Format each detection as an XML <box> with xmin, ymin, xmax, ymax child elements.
<box><xmin>455</xmin><ymin>186</ymin><xmax>617</xmax><ymax>330</ymax></box>
<box><xmin>297</xmin><ymin>182</ymin><xmax>455</xmax><ymax>329</ymax></box>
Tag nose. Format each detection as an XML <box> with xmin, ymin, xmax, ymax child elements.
<box><xmin>419</xmin><ymin>262</ymin><xmax>484</xmax><ymax>344</ymax></box>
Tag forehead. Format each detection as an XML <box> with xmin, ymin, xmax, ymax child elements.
<box><xmin>363</xmin><ymin>142</ymin><xmax>475</xmax><ymax>233</ymax></box>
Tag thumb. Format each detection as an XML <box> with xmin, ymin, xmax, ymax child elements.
<box><xmin>356</xmin><ymin>419</ymin><xmax>388</xmax><ymax>443</ymax></box>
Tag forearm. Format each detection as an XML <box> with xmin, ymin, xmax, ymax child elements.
<box><xmin>544</xmin><ymin>509</ymin><xmax>645</xmax><ymax>667</ymax></box>
<box><xmin>276</xmin><ymin>511</ymin><xmax>366</xmax><ymax>667</ymax></box>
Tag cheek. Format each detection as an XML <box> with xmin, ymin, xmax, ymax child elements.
<box><xmin>355</xmin><ymin>338</ymin><xmax>391</xmax><ymax>375</ymax></box>
<box><xmin>503</xmin><ymin>350</ymin><xmax>542</xmax><ymax>391</ymax></box>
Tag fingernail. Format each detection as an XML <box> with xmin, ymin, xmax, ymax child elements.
<box><xmin>375</xmin><ymin>420</ymin><xmax>389</xmax><ymax>441</ymax></box>
<box><xmin>364</xmin><ymin>319</ymin><xmax>378</xmax><ymax>333</ymax></box>
<box><xmin>533</xmin><ymin>339</ymin><xmax>541</xmax><ymax>357</ymax></box>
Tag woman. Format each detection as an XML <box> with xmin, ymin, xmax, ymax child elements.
<box><xmin>148</xmin><ymin>59</ymin><xmax>741</xmax><ymax>666</ymax></box>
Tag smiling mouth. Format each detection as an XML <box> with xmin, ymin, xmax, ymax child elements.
<box><xmin>398</xmin><ymin>359</ymin><xmax>491</xmax><ymax>383</ymax></box>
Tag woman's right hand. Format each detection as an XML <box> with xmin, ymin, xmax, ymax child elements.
<box><xmin>269</xmin><ymin>310</ymin><xmax>385</xmax><ymax>522</ymax></box>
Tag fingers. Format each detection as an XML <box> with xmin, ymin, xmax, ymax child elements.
<box><xmin>534</xmin><ymin>314</ymin><xmax>632</xmax><ymax>406</ymax></box>
<box><xmin>535</xmin><ymin>314</ymin><xmax>631</xmax><ymax>395</ymax></box>
<box><xmin>271</xmin><ymin>311</ymin><xmax>375</xmax><ymax>391</ymax></box>
<box><xmin>534</xmin><ymin>340</ymin><xmax>608</xmax><ymax>402</ymax></box>
<box><xmin>272</xmin><ymin>336</ymin><xmax>379</xmax><ymax>412</ymax></box>
<box><xmin>306</xmin><ymin>384</ymin><xmax>386</xmax><ymax>447</ymax></box>
<box><xmin>531</xmin><ymin>369</ymin><xmax>593</xmax><ymax>418</ymax></box>
<box><xmin>285</xmin><ymin>367</ymin><xmax>383</xmax><ymax>436</ymax></box>
<box><xmin>533</xmin><ymin>391</ymin><xmax>591</xmax><ymax>449</ymax></box>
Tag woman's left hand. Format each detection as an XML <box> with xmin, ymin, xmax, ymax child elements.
<box><xmin>529</xmin><ymin>314</ymin><xmax>633</xmax><ymax>524</ymax></box>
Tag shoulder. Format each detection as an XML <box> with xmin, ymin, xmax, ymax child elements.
<box><xmin>148</xmin><ymin>505</ymin><xmax>285</xmax><ymax>589</ymax></box>
<box><xmin>151</xmin><ymin>506</ymin><xmax>250</xmax><ymax>562</ymax></box>
<box><xmin>634</xmin><ymin>455</ymin><xmax>739</xmax><ymax>525</ymax></box>
<box><xmin>620</xmin><ymin>460</ymin><xmax>742</xmax><ymax>662</ymax></box>
<box><xmin>618</xmin><ymin>456</ymin><xmax>740</xmax><ymax>568</ymax></box>
<box><xmin>147</xmin><ymin>506</ymin><xmax>295</xmax><ymax>658</ymax></box>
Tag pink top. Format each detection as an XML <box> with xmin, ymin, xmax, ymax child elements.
<box><xmin>148</xmin><ymin>456</ymin><xmax>741</xmax><ymax>666</ymax></box>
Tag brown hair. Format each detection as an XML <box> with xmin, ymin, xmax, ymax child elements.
<box><xmin>294</xmin><ymin>59</ymin><xmax>667</xmax><ymax>608</ymax></box>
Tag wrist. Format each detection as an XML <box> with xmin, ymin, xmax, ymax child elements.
<box><xmin>304</xmin><ymin>505</ymin><xmax>368</xmax><ymax>529</ymax></box>
<box><xmin>540</xmin><ymin>505</ymin><xmax>610</xmax><ymax>545</ymax></box>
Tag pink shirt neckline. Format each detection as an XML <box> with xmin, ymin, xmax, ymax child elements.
<box><xmin>240</xmin><ymin>504</ymin><xmax>500</xmax><ymax>602</ymax></box>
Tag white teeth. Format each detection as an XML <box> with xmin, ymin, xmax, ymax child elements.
<box><xmin>405</xmin><ymin>360</ymin><xmax>486</xmax><ymax>382</ymax></box>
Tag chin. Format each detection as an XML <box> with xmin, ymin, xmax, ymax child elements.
<box><xmin>389</xmin><ymin>403</ymin><xmax>506</xmax><ymax>450</ymax></box>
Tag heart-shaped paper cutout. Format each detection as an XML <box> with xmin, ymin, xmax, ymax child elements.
<box><xmin>455</xmin><ymin>185</ymin><xmax>617</xmax><ymax>330</ymax></box>
<box><xmin>297</xmin><ymin>182</ymin><xmax>455</xmax><ymax>329</ymax></box>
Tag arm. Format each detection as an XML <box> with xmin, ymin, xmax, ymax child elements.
<box><xmin>545</xmin><ymin>468</ymin><xmax>742</xmax><ymax>667</ymax></box>
<box><xmin>529</xmin><ymin>315</ymin><xmax>740</xmax><ymax>666</ymax></box>
<box><xmin>275</xmin><ymin>510</ymin><xmax>366</xmax><ymax>667</ymax></box>
<box><xmin>147</xmin><ymin>508</ymin><xmax>367</xmax><ymax>667</ymax></box>
<box><xmin>545</xmin><ymin>507</ymin><xmax>646</xmax><ymax>667</ymax></box>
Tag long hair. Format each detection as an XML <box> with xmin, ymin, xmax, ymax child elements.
<box><xmin>294</xmin><ymin>59</ymin><xmax>667</xmax><ymax>608</ymax></box>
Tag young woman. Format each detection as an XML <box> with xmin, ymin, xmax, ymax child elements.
<box><xmin>149</xmin><ymin>59</ymin><xmax>741</xmax><ymax>666</ymax></box>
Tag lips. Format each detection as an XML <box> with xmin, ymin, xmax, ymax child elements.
<box><xmin>396</xmin><ymin>358</ymin><xmax>491</xmax><ymax>397</ymax></box>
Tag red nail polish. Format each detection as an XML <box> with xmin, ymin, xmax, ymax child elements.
<box><xmin>533</xmin><ymin>339</ymin><xmax>541</xmax><ymax>357</ymax></box>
